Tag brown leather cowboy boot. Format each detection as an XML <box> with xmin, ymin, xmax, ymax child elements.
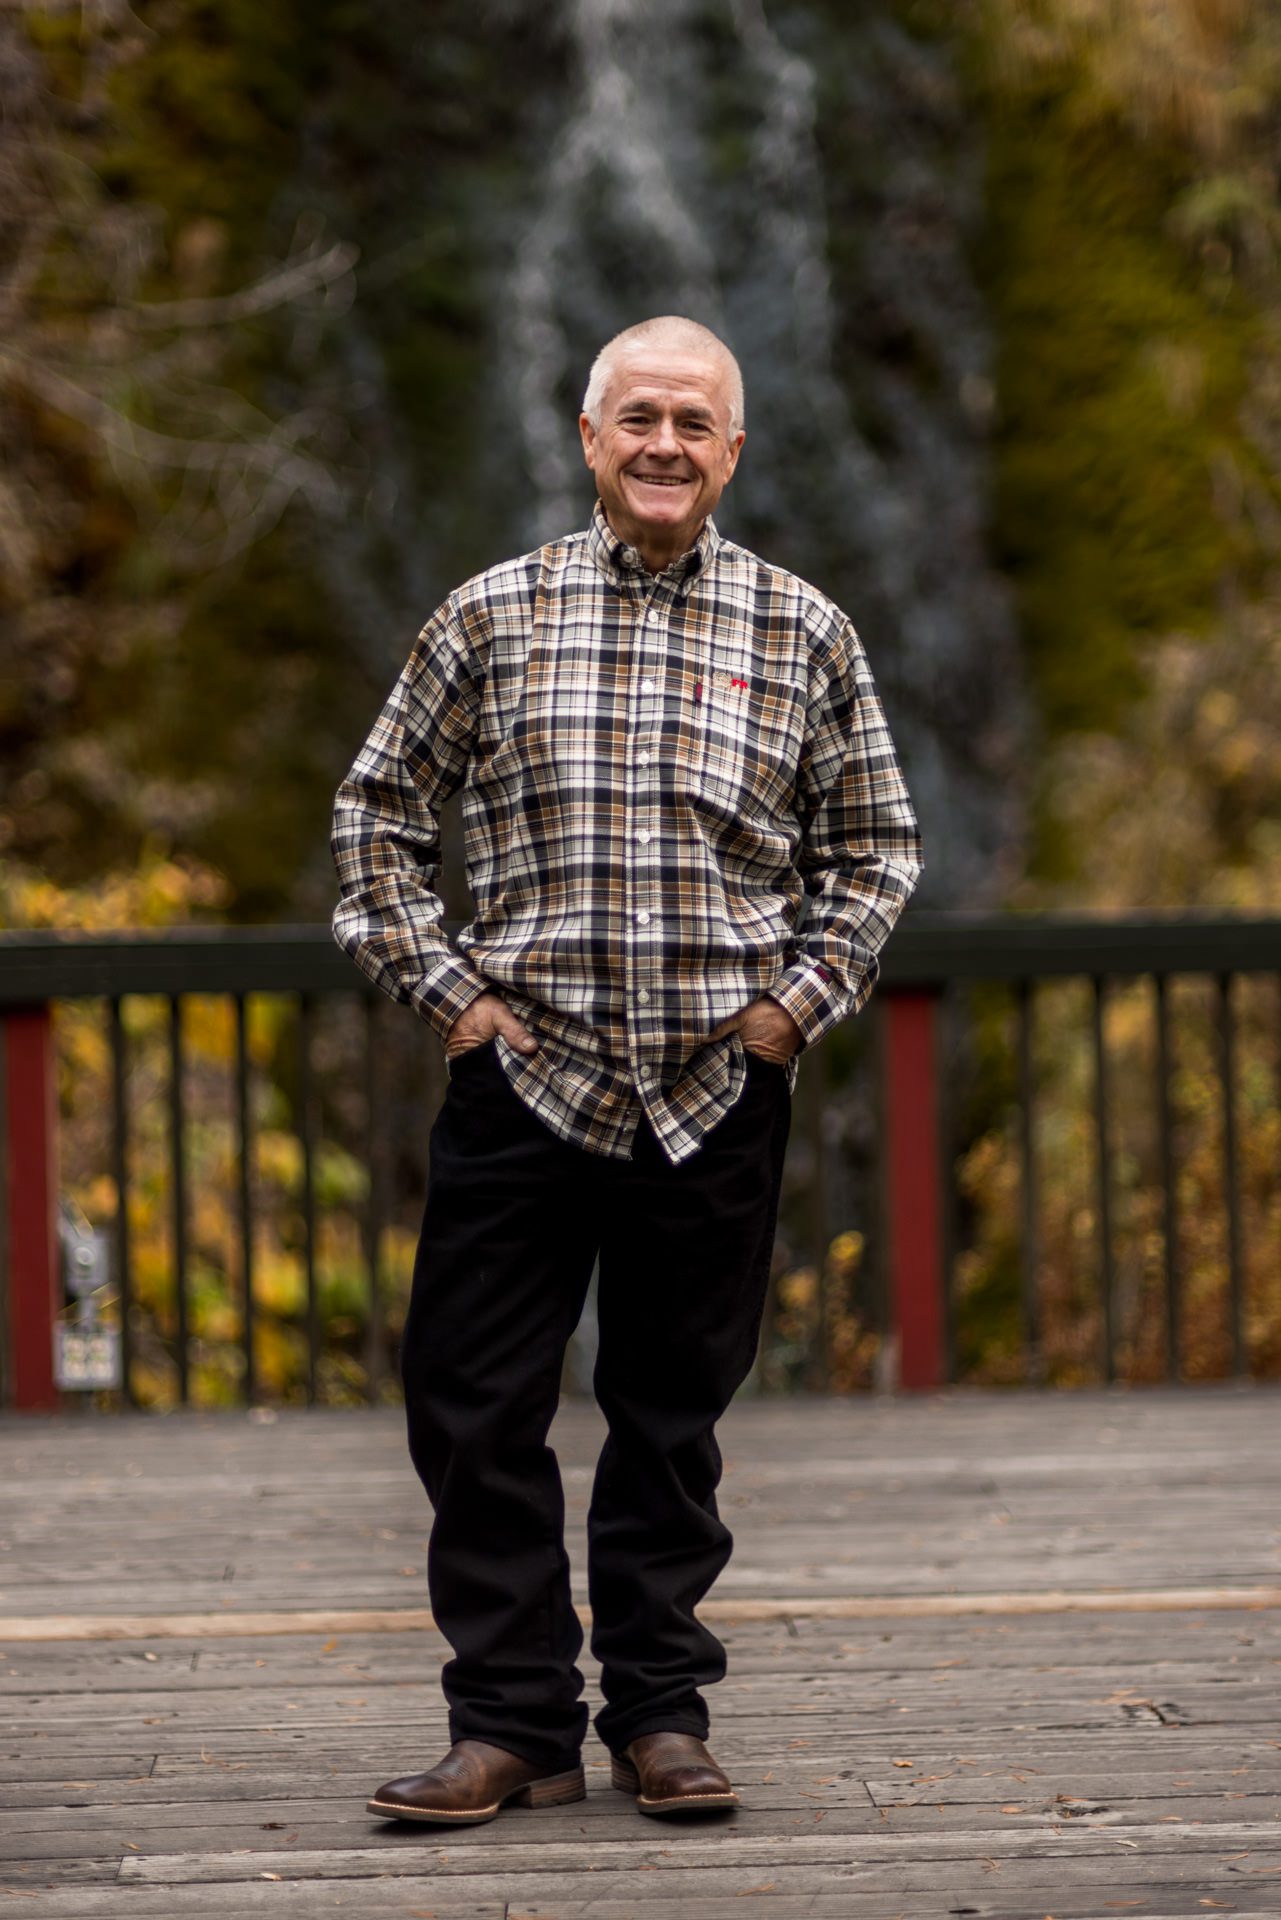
<box><xmin>610</xmin><ymin>1730</ymin><xmax>739</xmax><ymax>1816</ymax></box>
<box><xmin>367</xmin><ymin>1738</ymin><xmax>586</xmax><ymax>1825</ymax></box>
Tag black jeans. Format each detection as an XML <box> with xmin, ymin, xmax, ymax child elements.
<box><xmin>399</xmin><ymin>1040</ymin><xmax>792</xmax><ymax>1771</ymax></box>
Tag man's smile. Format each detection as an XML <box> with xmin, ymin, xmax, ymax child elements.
<box><xmin>628</xmin><ymin>472</ymin><xmax>691</xmax><ymax>487</ymax></box>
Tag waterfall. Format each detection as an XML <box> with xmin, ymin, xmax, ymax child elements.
<box><xmin>503</xmin><ymin>0</ymin><xmax>720</xmax><ymax>540</ymax></box>
<box><xmin>488</xmin><ymin>0</ymin><xmax>1025</xmax><ymax>907</ymax></box>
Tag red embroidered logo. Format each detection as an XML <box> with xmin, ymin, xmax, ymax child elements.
<box><xmin>694</xmin><ymin>671</ymin><xmax>749</xmax><ymax>703</ymax></box>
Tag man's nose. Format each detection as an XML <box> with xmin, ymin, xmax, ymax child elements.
<box><xmin>645</xmin><ymin>415</ymin><xmax>681</xmax><ymax>456</ymax></box>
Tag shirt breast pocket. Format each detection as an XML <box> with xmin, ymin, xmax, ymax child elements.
<box><xmin>694</xmin><ymin>673</ymin><xmax>804</xmax><ymax>818</ymax></box>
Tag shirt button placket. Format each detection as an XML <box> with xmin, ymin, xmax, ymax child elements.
<box><xmin>629</xmin><ymin>583</ymin><xmax>664</xmax><ymax>1089</ymax></box>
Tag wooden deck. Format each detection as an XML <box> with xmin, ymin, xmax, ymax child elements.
<box><xmin>1</xmin><ymin>1387</ymin><xmax>1279</xmax><ymax>1918</ymax></box>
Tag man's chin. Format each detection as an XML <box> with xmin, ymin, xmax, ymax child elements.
<box><xmin>625</xmin><ymin>494</ymin><xmax>701</xmax><ymax>536</ymax></box>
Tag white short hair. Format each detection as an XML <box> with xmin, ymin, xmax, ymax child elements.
<box><xmin>581</xmin><ymin>316</ymin><xmax>745</xmax><ymax>436</ymax></box>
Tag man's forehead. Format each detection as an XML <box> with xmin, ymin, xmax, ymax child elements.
<box><xmin>605</xmin><ymin>349</ymin><xmax>733</xmax><ymax>412</ymax></box>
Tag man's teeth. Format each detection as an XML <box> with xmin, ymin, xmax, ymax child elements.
<box><xmin>633</xmin><ymin>475</ymin><xmax>687</xmax><ymax>486</ymax></box>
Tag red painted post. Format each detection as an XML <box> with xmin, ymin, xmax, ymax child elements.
<box><xmin>4</xmin><ymin>1007</ymin><xmax>60</xmax><ymax>1411</ymax></box>
<box><xmin>882</xmin><ymin>988</ymin><xmax>945</xmax><ymax>1391</ymax></box>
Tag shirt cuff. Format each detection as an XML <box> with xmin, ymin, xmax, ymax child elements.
<box><xmin>408</xmin><ymin>952</ymin><xmax>491</xmax><ymax>1040</ymax></box>
<box><xmin>767</xmin><ymin>960</ymin><xmax>855</xmax><ymax>1050</ymax></box>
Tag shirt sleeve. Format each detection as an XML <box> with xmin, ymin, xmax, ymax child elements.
<box><xmin>766</xmin><ymin>616</ymin><xmax>924</xmax><ymax>1048</ymax></box>
<box><xmin>330</xmin><ymin>596</ymin><xmax>491</xmax><ymax>1040</ymax></box>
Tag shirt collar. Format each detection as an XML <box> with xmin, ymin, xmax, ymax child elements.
<box><xmin>586</xmin><ymin>500</ymin><xmax>721</xmax><ymax>597</ymax></box>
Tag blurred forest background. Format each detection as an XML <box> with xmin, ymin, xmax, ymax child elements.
<box><xmin>3</xmin><ymin>0</ymin><xmax>1280</xmax><ymax>1402</ymax></box>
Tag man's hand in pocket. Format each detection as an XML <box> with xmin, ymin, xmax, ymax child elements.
<box><xmin>708</xmin><ymin>996</ymin><xmax>803</xmax><ymax>1065</ymax></box>
<box><xmin>444</xmin><ymin>992</ymin><xmax>539</xmax><ymax>1061</ymax></box>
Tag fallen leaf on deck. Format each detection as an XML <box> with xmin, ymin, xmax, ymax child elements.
<box><xmin>892</xmin><ymin>1758</ymin><xmax>914</xmax><ymax>1768</ymax></box>
<box><xmin>738</xmin><ymin>1885</ymin><xmax>777</xmax><ymax>1895</ymax></box>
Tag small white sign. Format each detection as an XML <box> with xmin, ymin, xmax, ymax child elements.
<box><xmin>54</xmin><ymin>1325</ymin><xmax>122</xmax><ymax>1391</ymax></box>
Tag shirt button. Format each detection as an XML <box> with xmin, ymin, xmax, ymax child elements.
<box><xmin>637</xmin><ymin>829</ymin><xmax>651</xmax><ymax>844</ymax></box>
<box><xmin>638</xmin><ymin>751</ymin><xmax>650</xmax><ymax>766</ymax></box>
<box><xmin>636</xmin><ymin>910</ymin><xmax>651</xmax><ymax>925</ymax></box>
<box><xmin>641</xmin><ymin>679</ymin><xmax>655</xmax><ymax>694</ymax></box>
<box><xmin>636</xmin><ymin>988</ymin><xmax>650</xmax><ymax>1005</ymax></box>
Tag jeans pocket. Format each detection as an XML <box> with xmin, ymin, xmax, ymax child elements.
<box><xmin>446</xmin><ymin>1036</ymin><xmax>498</xmax><ymax>1073</ymax></box>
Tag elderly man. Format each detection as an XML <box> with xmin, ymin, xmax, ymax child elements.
<box><xmin>331</xmin><ymin>315</ymin><xmax>922</xmax><ymax>1826</ymax></box>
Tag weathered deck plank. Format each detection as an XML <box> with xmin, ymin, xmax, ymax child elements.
<box><xmin>1</xmin><ymin>1387</ymin><xmax>1279</xmax><ymax>1915</ymax></box>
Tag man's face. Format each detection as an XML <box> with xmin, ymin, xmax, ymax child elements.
<box><xmin>579</xmin><ymin>344</ymin><xmax>744</xmax><ymax>563</ymax></box>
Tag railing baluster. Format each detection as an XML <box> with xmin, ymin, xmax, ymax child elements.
<box><xmin>1154</xmin><ymin>973</ymin><xmax>1180</xmax><ymax>1381</ymax></box>
<box><xmin>167</xmin><ymin>995</ymin><xmax>189</xmax><ymax>1406</ymax></box>
<box><xmin>234</xmin><ymin>993</ymin><xmax>255</xmax><ymax>1405</ymax></box>
<box><xmin>298</xmin><ymin>993</ymin><xmax>319</xmax><ymax>1408</ymax></box>
<box><xmin>364</xmin><ymin>995</ymin><xmax>386</xmax><ymax>1403</ymax></box>
<box><xmin>108</xmin><ymin>997</ymin><xmax>135</xmax><ymax>1408</ymax></box>
<box><xmin>1091</xmin><ymin>976</ymin><xmax>1115</xmax><ymax>1384</ymax></box>
<box><xmin>1217</xmin><ymin>972</ymin><xmax>1245</xmax><ymax>1378</ymax></box>
<box><xmin>1016</xmin><ymin>979</ymin><xmax>1042</xmax><ymax>1385</ymax></box>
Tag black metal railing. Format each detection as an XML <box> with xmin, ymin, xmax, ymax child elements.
<box><xmin>1</xmin><ymin>912</ymin><xmax>1278</xmax><ymax>1409</ymax></box>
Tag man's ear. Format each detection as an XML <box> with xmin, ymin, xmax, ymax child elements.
<box><xmin>724</xmin><ymin>429</ymin><xmax>745</xmax><ymax>483</ymax></box>
<box><xmin>579</xmin><ymin>413</ymin><xmax>598</xmax><ymax>471</ymax></box>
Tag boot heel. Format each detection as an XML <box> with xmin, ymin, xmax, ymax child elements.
<box><xmin>611</xmin><ymin>1755</ymin><xmax>641</xmax><ymax>1795</ymax></box>
<box><xmin>511</xmin><ymin>1765</ymin><xmax>586</xmax><ymax>1808</ymax></box>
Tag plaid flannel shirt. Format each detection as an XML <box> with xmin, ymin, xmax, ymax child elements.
<box><xmin>331</xmin><ymin>502</ymin><xmax>923</xmax><ymax>1164</ymax></box>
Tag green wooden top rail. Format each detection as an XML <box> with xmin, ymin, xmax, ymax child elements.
<box><xmin>0</xmin><ymin>912</ymin><xmax>1278</xmax><ymax>1006</ymax></box>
